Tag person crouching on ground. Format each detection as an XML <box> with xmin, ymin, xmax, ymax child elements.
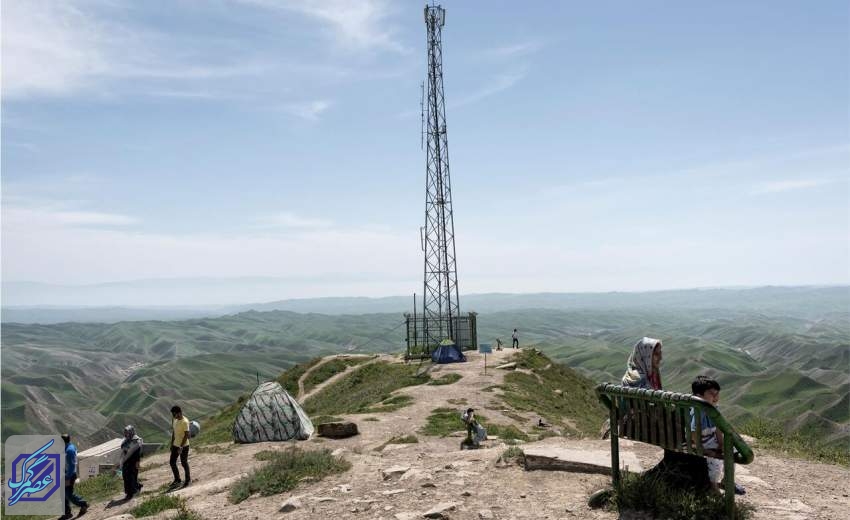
<box><xmin>120</xmin><ymin>425</ymin><xmax>144</xmax><ymax>499</ymax></box>
<box><xmin>169</xmin><ymin>405</ymin><xmax>191</xmax><ymax>488</ymax></box>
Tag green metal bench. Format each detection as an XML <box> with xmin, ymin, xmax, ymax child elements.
<box><xmin>596</xmin><ymin>383</ymin><xmax>754</xmax><ymax>518</ymax></box>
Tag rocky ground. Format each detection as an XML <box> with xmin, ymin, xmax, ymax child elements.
<box><xmin>85</xmin><ymin>349</ymin><xmax>847</xmax><ymax>520</ymax></box>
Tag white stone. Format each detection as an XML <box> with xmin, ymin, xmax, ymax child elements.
<box><xmin>478</xmin><ymin>510</ymin><xmax>494</xmax><ymax>520</ymax></box>
<box><xmin>423</xmin><ymin>502</ymin><xmax>459</xmax><ymax>518</ymax></box>
<box><xmin>280</xmin><ymin>497</ymin><xmax>302</xmax><ymax>512</ymax></box>
<box><xmin>382</xmin><ymin>465</ymin><xmax>411</xmax><ymax>480</ymax></box>
<box><xmin>382</xmin><ymin>488</ymin><xmax>407</xmax><ymax>496</ymax></box>
<box><xmin>522</xmin><ymin>447</ymin><xmax>643</xmax><ymax>474</ymax></box>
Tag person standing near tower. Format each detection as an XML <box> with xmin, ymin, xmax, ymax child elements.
<box><xmin>512</xmin><ymin>329</ymin><xmax>519</xmax><ymax>349</ymax></box>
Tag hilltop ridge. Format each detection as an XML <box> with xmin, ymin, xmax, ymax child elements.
<box><xmin>66</xmin><ymin>349</ymin><xmax>848</xmax><ymax>520</ymax></box>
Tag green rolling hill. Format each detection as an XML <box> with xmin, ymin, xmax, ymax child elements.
<box><xmin>2</xmin><ymin>288</ymin><xmax>847</xmax><ymax>454</ymax></box>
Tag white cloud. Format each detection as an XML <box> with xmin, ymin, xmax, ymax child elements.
<box><xmin>753</xmin><ymin>179</ymin><xmax>834</xmax><ymax>194</ymax></box>
<box><xmin>1</xmin><ymin>0</ymin><xmax>266</xmax><ymax>99</ymax></box>
<box><xmin>481</xmin><ymin>41</ymin><xmax>543</xmax><ymax>59</ymax></box>
<box><xmin>2</xmin><ymin>205</ymin><xmax>138</xmax><ymax>229</ymax></box>
<box><xmin>281</xmin><ymin>99</ymin><xmax>333</xmax><ymax>120</ymax></box>
<box><xmin>238</xmin><ymin>0</ymin><xmax>407</xmax><ymax>53</ymax></box>
<box><xmin>451</xmin><ymin>69</ymin><xmax>527</xmax><ymax>109</ymax></box>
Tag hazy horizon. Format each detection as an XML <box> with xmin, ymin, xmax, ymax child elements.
<box><xmin>2</xmin><ymin>278</ymin><xmax>847</xmax><ymax>308</ymax></box>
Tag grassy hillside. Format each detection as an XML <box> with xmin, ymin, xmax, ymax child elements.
<box><xmin>2</xmin><ymin>293</ymin><xmax>846</xmax><ymax>455</ymax></box>
<box><xmin>1</xmin><ymin>311</ymin><xmax>403</xmax><ymax>446</ymax></box>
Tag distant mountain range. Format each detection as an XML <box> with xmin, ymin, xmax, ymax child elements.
<box><xmin>4</xmin><ymin>285</ymin><xmax>848</xmax><ymax>323</ymax></box>
<box><xmin>1</xmin><ymin>286</ymin><xmax>847</xmax><ymax>452</ymax></box>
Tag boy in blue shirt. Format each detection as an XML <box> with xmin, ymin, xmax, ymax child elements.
<box><xmin>61</xmin><ymin>433</ymin><xmax>88</xmax><ymax>519</ymax></box>
<box><xmin>690</xmin><ymin>376</ymin><xmax>745</xmax><ymax>495</ymax></box>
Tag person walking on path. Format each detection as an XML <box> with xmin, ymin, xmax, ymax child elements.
<box><xmin>120</xmin><ymin>425</ymin><xmax>144</xmax><ymax>499</ymax></box>
<box><xmin>511</xmin><ymin>329</ymin><xmax>519</xmax><ymax>349</ymax></box>
<box><xmin>169</xmin><ymin>405</ymin><xmax>191</xmax><ymax>488</ymax></box>
<box><xmin>60</xmin><ymin>433</ymin><xmax>88</xmax><ymax>520</ymax></box>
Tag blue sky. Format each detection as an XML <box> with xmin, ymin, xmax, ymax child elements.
<box><xmin>2</xmin><ymin>0</ymin><xmax>848</xmax><ymax>303</ymax></box>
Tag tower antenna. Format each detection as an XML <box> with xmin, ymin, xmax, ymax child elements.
<box><xmin>421</xmin><ymin>4</ymin><xmax>459</xmax><ymax>348</ymax></box>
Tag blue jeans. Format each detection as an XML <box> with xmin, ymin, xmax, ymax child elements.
<box><xmin>65</xmin><ymin>474</ymin><xmax>88</xmax><ymax>515</ymax></box>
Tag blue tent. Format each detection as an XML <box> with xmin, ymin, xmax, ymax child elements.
<box><xmin>431</xmin><ymin>341</ymin><xmax>466</xmax><ymax>364</ymax></box>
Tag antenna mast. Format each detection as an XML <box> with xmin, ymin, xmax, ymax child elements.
<box><xmin>421</xmin><ymin>4</ymin><xmax>460</xmax><ymax>348</ymax></box>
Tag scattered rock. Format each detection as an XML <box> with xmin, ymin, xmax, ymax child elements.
<box><xmin>382</xmin><ymin>488</ymin><xmax>407</xmax><ymax>496</ymax></box>
<box><xmin>478</xmin><ymin>510</ymin><xmax>494</xmax><ymax>520</ymax></box>
<box><xmin>382</xmin><ymin>465</ymin><xmax>412</xmax><ymax>480</ymax></box>
<box><xmin>423</xmin><ymin>502</ymin><xmax>459</xmax><ymax>519</ymax></box>
<box><xmin>312</xmin><ymin>496</ymin><xmax>338</xmax><ymax>503</ymax></box>
<box><xmin>396</xmin><ymin>513</ymin><xmax>420</xmax><ymax>520</ymax></box>
<box><xmin>588</xmin><ymin>489</ymin><xmax>611</xmax><ymax>509</ymax></box>
<box><xmin>318</xmin><ymin>422</ymin><xmax>359</xmax><ymax>438</ymax></box>
<box><xmin>103</xmin><ymin>515</ymin><xmax>135</xmax><ymax>520</ymax></box>
<box><xmin>496</xmin><ymin>362</ymin><xmax>517</xmax><ymax>370</ymax></box>
<box><xmin>520</xmin><ymin>494</ymin><xmax>526</xmax><ymax>498</ymax></box>
<box><xmin>461</xmin><ymin>491</ymin><xmax>472</xmax><ymax>497</ymax></box>
<box><xmin>333</xmin><ymin>484</ymin><xmax>352</xmax><ymax>493</ymax></box>
<box><xmin>280</xmin><ymin>497</ymin><xmax>302</xmax><ymax>513</ymax></box>
<box><xmin>384</xmin><ymin>505</ymin><xmax>394</xmax><ymax>511</ymax></box>
<box><xmin>331</xmin><ymin>447</ymin><xmax>347</xmax><ymax>457</ymax></box>
<box><xmin>553</xmin><ymin>389</ymin><xmax>563</xmax><ymax>395</ymax></box>
<box><xmin>421</xmin><ymin>482</ymin><xmax>437</xmax><ymax>488</ymax></box>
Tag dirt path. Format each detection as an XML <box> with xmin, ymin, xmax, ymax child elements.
<box><xmin>83</xmin><ymin>349</ymin><xmax>849</xmax><ymax>520</ymax></box>
<box><xmin>297</xmin><ymin>354</ymin><xmax>376</xmax><ymax>400</ymax></box>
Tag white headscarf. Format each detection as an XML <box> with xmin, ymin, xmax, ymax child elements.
<box><xmin>621</xmin><ymin>337</ymin><xmax>662</xmax><ymax>387</ymax></box>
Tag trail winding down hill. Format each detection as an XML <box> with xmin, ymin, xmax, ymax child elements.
<box><xmin>84</xmin><ymin>349</ymin><xmax>847</xmax><ymax>520</ymax></box>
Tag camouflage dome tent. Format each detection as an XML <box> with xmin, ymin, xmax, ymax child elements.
<box><xmin>233</xmin><ymin>381</ymin><xmax>315</xmax><ymax>443</ymax></box>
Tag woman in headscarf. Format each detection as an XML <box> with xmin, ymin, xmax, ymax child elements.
<box><xmin>601</xmin><ymin>337</ymin><xmax>664</xmax><ymax>439</ymax></box>
<box><xmin>622</xmin><ymin>337</ymin><xmax>663</xmax><ymax>390</ymax></box>
<box><xmin>120</xmin><ymin>425</ymin><xmax>144</xmax><ymax>500</ymax></box>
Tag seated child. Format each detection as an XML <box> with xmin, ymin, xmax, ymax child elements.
<box><xmin>690</xmin><ymin>375</ymin><xmax>745</xmax><ymax>495</ymax></box>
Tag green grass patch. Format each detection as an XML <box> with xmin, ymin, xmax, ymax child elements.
<box><xmin>77</xmin><ymin>472</ymin><xmax>124</xmax><ymax>502</ymax></box>
<box><xmin>499</xmin><ymin>446</ymin><xmax>525</xmax><ymax>464</ymax></box>
<box><xmin>428</xmin><ymin>373</ymin><xmax>462</xmax><ymax>386</ymax></box>
<box><xmin>741</xmin><ymin>417</ymin><xmax>849</xmax><ymax>466</ymax></box>
<box><xmin>482</xmin><ymin>385</ymin><xmax>500</xmax><ymax>393</ymax></box>
<box><xmin>277</xmin><ymin>357</ymin><xmax>323</xmax><ymax>396</ymax></box>
<box><xmin>303</xmin><ymin>362</ymin><xmax>427</xmax><ymax>416</ymax></box>
<box><xmin>194</xmin><ymin>396</ymin><xmax>244</xmax><ymax>446</ymax></box>
<box><xmin>500</xmin><ymin>350</ymin><xmax>605</xmax><ymax>436</ymax></box>
<box><xmin>130</xmin><ymin>495</ymin><xmax>182</xmax><ymax>517</ymax></box>
<box><xmin>229</xmin><ymin>448</ymin><xmax>351</xmax><ymax>504</ymax></box>
<box><xmin>311</xmin><ymin>415</ymin><xmax>344</xmax><ymax>425</ymax></box>
<box><xmin>374</xmin><ymin>434</ymin><xmax>419</xmax><ymax>452</ymax></box>
<box><xmin>173</xmin><ymin>501</ymin><xmax>206</xmax><ymax>520</ymax></box>
<box><xmin>302</xmin><ymin>357</ymin><xmax>372</xmax><ymax>394</ymax></box>
<box><xmin>611</xmin><ymin>471</ymin><xmax>754</xmax><ymax>520</ymax></box>
<box><xmin>421</xmin><ymin>407</ymin><xmax>464</xmax><ymax>437</ymax></box>
<box><xmin>487</xmin><ymin>423</ymin><xmax>529</xmax><ymax>442</ymax></box>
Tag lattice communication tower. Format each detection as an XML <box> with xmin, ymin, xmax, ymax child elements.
<box><xmin>420</xmin><ymin>4</ymin><xmax>460</xmax><ymax>347</ymax></box>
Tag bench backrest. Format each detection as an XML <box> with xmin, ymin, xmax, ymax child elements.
<box><xmin>595</xmin><ymin>383</ymin><xmax>754</xmax><ymax>519</ymax></box>
<box><xmin>596</xmin><ymin>383</ymin><xmax>754</xmax><ymax>463</ymax></box>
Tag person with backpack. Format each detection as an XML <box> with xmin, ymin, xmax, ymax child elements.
<box><xmin>169</xmin><ymin>405</ymin><xmax>191</xmax><ymax>488</ymax></box>
<box><xmin>120</xmin><ymin>424</ymin><xmax>144</xmax><ymax>500</ymax></box>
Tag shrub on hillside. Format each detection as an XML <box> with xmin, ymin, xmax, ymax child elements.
<box><xmin>611</xmin><ymin>472</ymin><xmax>754</xmax><ymax>520</ymax></box>
<box><xmin>229</xmin><ymin>448</ymin><xmax>350</xmax><ymax>504</ymax></box>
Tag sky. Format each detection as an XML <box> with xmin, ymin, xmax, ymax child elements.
<box><xmin>2</xmin><ymin>0</ymin><xmax>848</xmax><ymax>304</ymax></box>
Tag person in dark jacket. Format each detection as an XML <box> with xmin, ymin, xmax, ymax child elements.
<box><xmin>61</xmin><ymin>433</ymin><xmax>88</xmax><ymax>520</ymax></box>
<box><xmin>120</xmin><ymin>425</ymin><xmax>144</xmax><ymax>500</ymax></box>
